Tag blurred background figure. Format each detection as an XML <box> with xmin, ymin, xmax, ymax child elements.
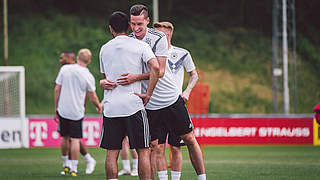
<box><xmin>314</xmin><ymin>103</ymin><xmax>320</xmax><ymax>123</ymax></box>
<box><xmin>118</xmin><ymin>136</ymin><xmax>139</xmax><ymax>176</ymax></box>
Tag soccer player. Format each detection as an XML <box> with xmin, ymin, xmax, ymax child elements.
<box><xmin>114</xmin><ymin>4</ymin><xmax>206</xmax><ymax>180</ymax></box>
<box><xmin>57</xmin><ymin>51</ymin><xmax>97</xmax><ymax>175</ymax></box>
<box><xmin>54</xmin><ymin>49</ymin><xmax>102</xmax><ymax>176</ymax></box>
<box><xmin>153</xmin><ymin>21</ymin><xmax>199</xmax><ymax>180</ymax></box>
<box><xmin>99</xmin><ymin>11</ymin><xmax>159</xmax><ymax>180</ymax></box>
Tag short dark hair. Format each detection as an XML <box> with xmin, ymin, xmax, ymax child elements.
<box><xmin>62</xmin><ymin>51</ymin><xmax>75</xmax><ymax>60</ymax></box>
<box><xmin>109</xmin><ymin>11</ymin><xmax>129</xmax><ymax>33</ymax></box>
<box><xmin>130</xmin><ymin>4</ymin><xmax>148</xmax><ymax>19</ymax></box>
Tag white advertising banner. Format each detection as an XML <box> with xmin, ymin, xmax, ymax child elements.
<box><xmin>0</xmin><ymin>118</ymin><xmax>23</xmax><ymax>148</ymax></box>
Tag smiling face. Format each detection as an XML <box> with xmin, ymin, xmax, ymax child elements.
<box><xmin>130</xmin><ymin>14</ymin><xmax>149</xmax><ymax>40</ymax></box>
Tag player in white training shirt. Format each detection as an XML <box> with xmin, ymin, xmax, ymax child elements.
<box><xmin>57</xmin><ymin>51</ymin><xmax>96</xmax><ymax>175</ymax></box>
<box><xmin>154</xmin><ymin>21</ymin><xmax>199</xmax><ymax>180</ymax></box>
<box><xmin>111</xmin><ymin>4</ymin><xmax>206</xmax><ymax>180</ymax></box>
<box><xmin>54</xmin><ymin>49</ymin><xmax>102</xmax><ymax>177</ymax></box>
<box><xmin>99</xmin><ymin>11</ymin><xmax>159</xmax><ymax>180</ymax></box>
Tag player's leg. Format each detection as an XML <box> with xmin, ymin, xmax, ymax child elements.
<box><xmin>105</xmin><ymin>149</ymin><xmax>120</xmax><ymax>179</ymax></box>
<box><xmin>171</xmin><ymin>96</ymin><xmax>206</xmax><ymax>179</ymax></box>
<box><xmin>70</xmin><ymin>137</ymin><xmax>80</xmax><ymax>176</ymax></box>
<box><xmin>146</xmin><ymin>109</ymin><xmax>165</xmax><ymax>180</ymax></box>
<box><xmin>58</xmin><ymin>112</ymin><xmax>71</xmax><ymax>174</ymax></box>
<box><xmin>61</xmin><ymin>136</ymin><xmax>71</xmax><ymax>174</ymax></box>
<box><xmin>180</xmin><ymin>132</ymin><xmax>205</xmax><ymax>178</ymax></box>
<box><xmin>170</xmin><ymin>145</ymin><xmax>182</xmax><ymax>180</ymax></box>
<box><xmin>126</xmin><ymin>110</ymin><xmax>152</xmax><ymax>180</ymax></box>
<box><xmin>150</xmin><ymin>139</ymin><xmax>159</xmax><ymax>180</ymax></box>
<box><xmin>68</xmin><ymin>119</ymin><xmax>83</xmax><ymax>176</ymax></box>
<box><xmin>156</xmin><ymin>120</ymin><xmax>171</xmax><ymax>180</ymax></box>
<box><xmin>80</xmin><ymin>141</ymin><xmax>88</xmax><ymax>156</ymax></box>
<box><xmin>157</xmin><ymin>143</ymin><xmax>169</xmax><ymax>180</ymax></box>
<box><xmin>130</xmin><ymin>148</ymin><xmax>139</xmax><ymax>176</ymax></box>
<box><xmin>136</xmin><ymin>148</ymin><xmax>151</xmax><ymax>180</ymax></box>
<box><xmin>79</xmin><ymin>141</ymin><xmax>96</xmax><ymax>174</ymax></box>
<box><xmin>100</xmin><ymin>115</ymin><xmax>126</xmax><ymax>179</ymax></box>
<box><xmin>118</xmin><ymin>136</ymin><xmax>131</xmax><ymax>176</ymax></box>
<box><xmin>168</xmin><ymin>132</ymin><xmax>184</xmax><ymax>180</ymax></box>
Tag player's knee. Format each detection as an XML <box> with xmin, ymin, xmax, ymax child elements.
<box><xmin>150</xmin><ymin>139</ymin><xmax>158</xmax><ymax>150</ymax></box>
<box><xmin>181</xmin><ymin>132</ymin><xmax>196</xmax><ymax>146</ymax></box>
<box><xmin>171</xmin><ymin>146</ymin><xmax>181</xmax><ymax>155</ymax></box>
<box><xmin>158</xmin><ymin>144</ymin><xmax>166</xmax><ymax>153</ymax></box>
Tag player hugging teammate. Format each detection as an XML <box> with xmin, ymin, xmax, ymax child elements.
<box><xmin>98</xmin><ymin>4</ymin><xmax>206</xmax><ymax>180</ymax></box>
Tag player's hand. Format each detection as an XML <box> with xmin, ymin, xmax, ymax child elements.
<box><xmin>181</xmin><ymin>91</ymin><xmax>190</xmax><ymax>102</ymax></box>
<box><xmin>100</xmin><ymin>79</ymin><xmax>117</xmax><ymax>90</ymax></box>
<box><xmin>54</xmin><ymin>112</ymin><xmax>59</xmax><ymax>123</ymax></box>
<box><xmin>134</xmin><ymin>93</ymin><xmax>150</xmax><ymax>106</ymax></box>
<box><xmin>96</xmin><ymin>103</ymin><xmax>103</xmax><ymax>114</ymax></box>
<box><xmin>117</xmin><ymin>73</ymin><xmax>137</xmax><ymax>85</ymax></box>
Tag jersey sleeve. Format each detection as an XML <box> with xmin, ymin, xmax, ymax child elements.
<box><xmin>183</xmin><ymin>52</ymin><xmax>196</xmax><ymax>72</ymax></box>
<box><xmin>154</xmin><ymin>35</ymin><xmax>168</xmax><ymax>57</ymax></box>
<box><xmin>55</xmin><ymin>66</ymin><xmax>65</xmax><ymax>85</ymax></box>
<box><xmin>142</xmin><ymin>43</ymin><xmax>156</xmax><ymax>63</ymax></box>
<box><xmin>86</xmin><ymin>73</ymin><xmax>96</xmax><ymax>92</ymax></box>
<box><xmin>99</xmin><ymin>46</ymin><xmax>105</xmax><ymax>74</ymax></box>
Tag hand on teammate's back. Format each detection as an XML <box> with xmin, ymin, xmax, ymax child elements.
<box><xmin>134</xmin><ymin>93</ymin><xmax>150</xmax><ymax>106</ymax></box>
<box><xmin>100</xmin><ymin>79</ymin><xmax>117</xmax><ymax>90</ymax></box>
<box><xmin>117</xmin><ymin>73</ymin><xmax>138</xmax><ymax>85</ymax></box>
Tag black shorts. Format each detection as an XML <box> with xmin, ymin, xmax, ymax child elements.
<box><xmin>147</xmin><ymin>96</ymin><xmax>193</xmax><ymax>146</ymax></box>
<box><xmin>99</xmin><ymin>110</ymin><xmax>150</xmax><ymax>150</ymax></box>
<box><xmin>57</xmin><ymin>111</ymin><xmax>83</xmax><ymax>138</ymax></box>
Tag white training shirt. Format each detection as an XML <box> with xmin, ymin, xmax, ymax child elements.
<box><xmin>129</xmin><ymin>28</ymin><xmax>180</xmax><ymax>110</ymax></box>
<box><xmin>168</xmin><ymin>46</ymin><xmax>196</xmax><ymax>93</ymax></box>
<box><xmin>99</xmin><ymin>35</ymin><xmax>156</xmax><ymax>117</ymax></box>
<box><xmin>55</xmin><ymin>64</ymin><xmax>96</xmax><ymax>120</ymax></box>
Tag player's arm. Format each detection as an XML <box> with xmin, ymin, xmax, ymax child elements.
<box><xmin>156</xmin><ymin>56</ymin><xmax>166</xmax><ymax>78</ymax></box>
<box><xmin>54</xmin><ymin>84</ymin><xmax>61</xmax><ymax>123</ymax></box>
<box><xmin>88</xmin><ymin>91</ymin><xmax>103</xmax><ymax>114</ymax></box>
<box><xmin>181</xmin><ymin>69</ymin><xmax>198</xmax><ymax>101</ymax></box>
<box><xmin>135</xmin><ymin>58</ymin><xmax>160</xmax><ymax>105</ymax></box>
<box><xmin>100</xmin><ymin>73</ymin><xmax>117</xmax><ymax>90</ymax></box>
<box><xmin>116</xmin><ymin>56</ymin><xmax>165</xmax><ymax>85</ymax></box>
<box><xmin>117</xmin><ymin>72</ymin><xmax>150</xmax><ymax>85</ymax></box>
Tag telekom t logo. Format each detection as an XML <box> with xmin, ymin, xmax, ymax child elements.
<box><xmin>83</xmin><ymin>121</ymin><xmax>100</xmax><ymax>146</ymax></box>
<box><xmin>29</xmin><ymin>121</ymin><xmax>48</xmax><ymax>147</ymax></box>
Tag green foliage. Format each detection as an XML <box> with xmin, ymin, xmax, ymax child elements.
<box><xmin>1</xmin><ymin>13</ymin><xmax>111</xmax><ymax>114</ymax></box>
<box><xmin>0</xmin><ymin>12</ymin><xmax>319</xmax><ymax>114</ymax></box>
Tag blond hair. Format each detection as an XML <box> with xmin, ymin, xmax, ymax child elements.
<box><xmin>77</xmin><ymin>48</ymin><xmax>92</xmax><ymax>64</ymax></box>
<box><xmin>153</xmin><ymin>22</ymin><xmax>174</xmax><ymax>32</ymax></box>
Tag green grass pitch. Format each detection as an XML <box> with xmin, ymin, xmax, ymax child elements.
<box><xmin>0</xmin><ymin>146</ymin><xmax>319</xmax><ymax>180</ymax></box>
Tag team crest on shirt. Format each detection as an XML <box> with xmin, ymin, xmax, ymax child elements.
<box><xmin>168</xmin><ymin>53</ymin><xmax>188</xmax><ymax>74</ymax></box>
<box><xmin>170</xmin><ymin>52</ymin><xmax>178</xmax><ymax>60</ymax></box>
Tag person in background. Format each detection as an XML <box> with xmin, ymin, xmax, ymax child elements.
<box><xmin>118</xmin><ymin>137</ymin><xmax>139</xmax><ymax>176</ymax></box>
<box><xmin>54</xmin><ymin>49</ymin><xmax>102</xmax><ymax>176</ymax></box>
<box><xmin>57</xmin><ymin>51</ymin><xmax>97</xmax><ymax>175</ymax></box>
<box><xmin>153</xmin><ymin>21</ymin><xmax>199</xmax><ymax>180</ymax></box>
